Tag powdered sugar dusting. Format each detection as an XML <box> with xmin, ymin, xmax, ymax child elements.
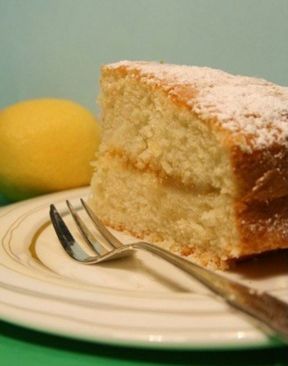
<box><xmin>107</xmin><ymin>61</ymin><xmax>288</xmax><ymax>151</ymax></box>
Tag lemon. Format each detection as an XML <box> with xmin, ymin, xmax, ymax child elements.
<box><xmin>0</xmin><ymin>98</ymin><xmax>101</xmax><ymax>202</ymax></box>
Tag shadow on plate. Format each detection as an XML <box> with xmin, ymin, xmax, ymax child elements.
<box><xmin>231</xmin><ymin>250</ymin><xmax>288</xmax><ymax>280</ymax></box>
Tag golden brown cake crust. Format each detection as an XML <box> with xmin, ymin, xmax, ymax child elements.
<box><xmin>231</xmin><ymin>145</ymin><xmax>288</xmax><ymax>257</ymax></box>
<box><xmin>103</xmin><ymin>61</ymin><xmax>288</xmax><ymax>152</ymax></box>
<box><xmin>236</xmin><ymin>196</ymin><xmax>288</xmax><ymax>256</ymax></box>
<box><xmin>231</xmin><ymin>145</ymin><xmax>288</xmax><ymax>202</ymax></box>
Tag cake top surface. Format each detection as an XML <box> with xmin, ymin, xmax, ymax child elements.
<box><xmin>105</xmin><ymin>61</ymin><xmax>288</xmax><ymax>152</ymax></box>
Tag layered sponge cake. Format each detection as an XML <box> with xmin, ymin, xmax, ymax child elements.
<box><xmin>89</xmin><ymin>61</ymin><xmax>288</xmax><ymax>269</ymax></box>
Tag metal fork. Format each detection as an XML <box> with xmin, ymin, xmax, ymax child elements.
<box><xmin>49</xmin><ymin>199</ymin><xmax>288</xmax><ymax>343</ymax></box>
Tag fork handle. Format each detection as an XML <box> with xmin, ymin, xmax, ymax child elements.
<box><xmin>132</xmin><ymin>241</ymin><xmax>288</xmax><ymax>343</ymax></box>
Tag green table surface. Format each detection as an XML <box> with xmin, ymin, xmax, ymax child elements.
<box><xmin>1</xmin><ymin>320</ymin><xmax>288</xmax><ymax>366</ymax></box>
<box><xmin>1</xmin><ymin>198</ymin><xmax>288</xmax><ymax>366</ymax></box>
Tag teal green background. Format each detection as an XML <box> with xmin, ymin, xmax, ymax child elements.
<box><xmin>1</xmin><ymin>0</ymin><xmax>288</xmax><ymax>113</ymax></box>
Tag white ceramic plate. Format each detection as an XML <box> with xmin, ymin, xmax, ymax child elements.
<box><xmin>0</xmin><ymin>187</ymin><xmax>288</xmax><ymax>349</ymax></box>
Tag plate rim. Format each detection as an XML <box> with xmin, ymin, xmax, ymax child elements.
<box><xmin>0</xmin><ymin>187</ymin><xmax>285</xmax><ymax>350</ymax></box>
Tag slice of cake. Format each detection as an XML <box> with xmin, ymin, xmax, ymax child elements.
<box><xmin>89</xmin><ymin>61</ymin><xmax>288</xmax><ymax>269</ymax></box>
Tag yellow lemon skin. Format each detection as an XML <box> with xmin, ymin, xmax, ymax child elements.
<box><xmin>0</xmin><ymin>98</ymin><xmax>101</xmax><ymax>202</ymax></box>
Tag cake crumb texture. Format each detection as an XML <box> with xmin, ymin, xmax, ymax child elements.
<box><xmin>107</xmin><ymin>61</ymin><xmax>288</xmax><ymax>152</ymax></box>
<box><xmin>90</xmin><ymin>61</ymin><xmax>288</xmax><ymax>269</ymax></box>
